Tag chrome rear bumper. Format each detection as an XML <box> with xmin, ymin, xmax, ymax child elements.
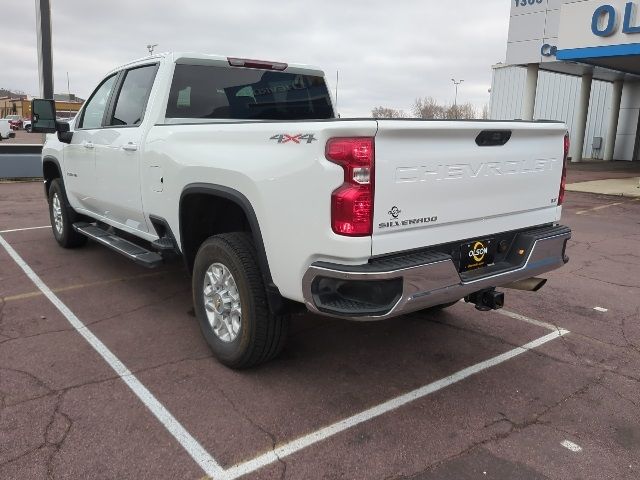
<box><xmin>302</xmin><ymin>225</ymin><xmax>571</xmax><ymax>320</ymax></box>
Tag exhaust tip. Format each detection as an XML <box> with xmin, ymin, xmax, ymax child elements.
<box><xmin>503</xmin><ymin>277</ymin><xmax>547</xmax><ymax>292</ymax></box>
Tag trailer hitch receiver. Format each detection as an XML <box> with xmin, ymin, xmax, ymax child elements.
<box><xmin>465</xmin><ymin>288</ymin><xmax>504</xmax><ymax>312</ymax></box>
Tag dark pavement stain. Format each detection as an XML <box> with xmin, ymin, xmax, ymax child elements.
<box><xmin>407</xmin><ymin>448</ymin><xmax>549</xmax><ymax>480</ymax></box>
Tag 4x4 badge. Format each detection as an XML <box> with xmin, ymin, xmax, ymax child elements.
<box><xmin>270</xmin><ymin>134</ymin><xmax>317</xmax><ymax>144</ymax></box>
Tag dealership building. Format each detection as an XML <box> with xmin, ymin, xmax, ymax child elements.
<box><xmin>490</xmin><ymin>0</ymin><xmax>640</xmax><ymax>161</ymax></box>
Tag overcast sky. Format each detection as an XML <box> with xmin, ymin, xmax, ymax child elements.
<box><xmin>1</xmin><ymin>1</ymin><xmax>510</xmax><ymax>117</ymax></box>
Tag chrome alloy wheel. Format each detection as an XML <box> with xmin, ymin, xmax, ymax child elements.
<box><xmin>203</xmin><ymin>263</ymin><xmax>242</xmax><ymax>342</ymax></box>
<box><xmin>52</xmin><ymin>193</ymin><xmax>63</xmax><ymax>235</ymax></box>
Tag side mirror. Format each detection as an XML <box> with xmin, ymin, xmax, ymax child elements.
<box><xmin>31</xmin><ymin>99</ymin><xmax>57</xmax><ymax>133</ymax></box>
<box><xmin>31</xmin><ymin>99</ymin><xmax>73</xmax><ymax>144</ymax></box>
<box><xmin>57</xmin><ymin>121</ymin><xmax>73</xmax><ymax>144</ymax></box>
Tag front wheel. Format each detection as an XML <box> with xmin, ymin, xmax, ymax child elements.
<box><xmin>192</xmin><ymin>233</ymin><xmax>289</xmax><ymax>369</ymax></box>
<box><xmin>48</xmin><ymin>179</ymin><xmax>87</xmax><ymax>248</ymax></box>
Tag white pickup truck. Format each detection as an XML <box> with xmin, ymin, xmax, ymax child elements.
<box><xmin>31</xmin><ymin>52</ymin><xmax>571</xmax><ymax>368</ymax></box>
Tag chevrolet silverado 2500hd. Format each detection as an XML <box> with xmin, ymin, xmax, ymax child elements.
<box><xmin>31</xmin><ymin>52</ymin><xmax>571</xmax><ymax>368</ymax></box>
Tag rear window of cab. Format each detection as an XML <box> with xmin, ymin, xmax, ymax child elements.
<box><xmin>165</xmin><ymin>64</ymin><xmax>333</xmax><ymax>121</ymax></box>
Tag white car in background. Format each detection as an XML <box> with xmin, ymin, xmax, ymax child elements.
<box><xmin>0</xmin><ymin>119</ymin><xmax>16</xmax><ymax>140</ymax></box>
<box><xmin>23</xmin><ymin>116</ymin><xmax>75</xmax><ymax>134</ymax></box>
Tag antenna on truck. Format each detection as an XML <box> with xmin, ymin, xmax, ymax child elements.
<box><xmin>335</xmin><ymin>70</ymin><xmax>339</xmax><ymax>118</ymax></box>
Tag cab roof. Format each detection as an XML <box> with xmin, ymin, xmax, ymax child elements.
<box><xmin>107</xmin><ymin>52</ymin><xmax>325</xmax><ymax>77</ymax></box>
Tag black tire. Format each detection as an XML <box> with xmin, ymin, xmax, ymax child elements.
<box><xmin>192</xmin><ymin>232</ymin><xmax>289</xmax><ymax>369</ymax></box>
<box><xmin>25</xmin><ymin>125</ymin><xmax>32</xmax><ymax>133</ymax></box>
<box><xmin>48</xmin><ymin>179</ymin><xmax>87</xmax><ymax>248</ymax></box>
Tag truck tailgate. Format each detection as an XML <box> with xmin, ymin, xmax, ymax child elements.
<box><xmin>372</xmin><ymin>120</ymin><xmax>567</xmax><ymax>256</ymax></box>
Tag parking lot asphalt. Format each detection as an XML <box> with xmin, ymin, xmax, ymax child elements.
<box><xmin>1</xmin><ymin>181</ymin><xmax>639</xmax><ymax>480</ymax></box>
<box><xmin>0</xmin><ymin>130</ymin><xmax>43</xmax><ymax>145</ymax></box>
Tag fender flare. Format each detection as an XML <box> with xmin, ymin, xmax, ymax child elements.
<box><xmin>179</xmin><ymin>183</ymin><xmax>274</xmax><ymax>287</ymax></box>
<box><xmin>42</xmin><ymin>155</ymin><xmax>62</xmax><ymax>197</ymax></box>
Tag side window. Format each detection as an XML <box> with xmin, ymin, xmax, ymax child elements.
<box><xmin>109</xmin><ymin>64</ymin><xmax>158</xmax><ymax>126</ymax></box>
<box><xmin>80</xmin><ymin>74</ymin><xmax>117</xmax><ymax>129</ymax></box>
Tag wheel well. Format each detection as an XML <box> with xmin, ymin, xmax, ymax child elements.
<box><xmin>179</xmin><ymin>187</ymin><xmax>300</xmax><ymax>316</ymax></box>
<box><xmin>43</xmin><ymin>159</ymin><xmax>61</xmax><ymax>196</ymax></box>
<box><xmin>180</xmin><ymin>193</ymin><xmax>252</xmax><ymax>272</ymax></box>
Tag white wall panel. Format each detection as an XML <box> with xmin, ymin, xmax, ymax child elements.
<box><xmin>508</xmin><ymin>11</ymin><xmax>547</xmax><ymax>42</ymax></box>
<box><xmin>614</xmin><ymin>81</ymin><xmax>640</xmax><ymax>160</ymax></box>
<box><xmin>489</xmin><ymin>65</ymin><xmax>526</xmax><ymax>121</ymax></box>
<box><xmin>490</xmin><ymin>65</ymin><xmax>613</xmax><ymax>159</ymax></box>
<box><xmin>584</xmin><ymin>81</ymin><xmax>611</xmax><ymax>159</ymax></box>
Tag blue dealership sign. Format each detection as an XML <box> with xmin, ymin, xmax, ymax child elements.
<box><xmin>592</xmin><ymin>1</ymin><xmax>640</xmax><ymax>36</ymax></box>
<box><xmin>557</xmin><ymin>1</ymin><xmax>640</xmax><ymax>60</ymax></box>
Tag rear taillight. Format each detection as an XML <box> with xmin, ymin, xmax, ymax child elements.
<box><xmin>326</xmin><ymin>137</ymin><xmax>375</xmax><ymax>236</ymax></box>
<box><xmin>559</xmin><ymin>133</ymin><xmax>569</xmax><ymax>206</ymax></box>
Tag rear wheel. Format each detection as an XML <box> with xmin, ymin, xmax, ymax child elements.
<box><xmin>192</xmin><ymin>232</ymin><xmax>289</xmax><ymax>369</ymax></box>
<box><xmin>48</xmin><ymin>179</ymin><xmax>87</xmax><ymax>248</ymax></box>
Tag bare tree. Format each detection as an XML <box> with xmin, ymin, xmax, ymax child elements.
<box><xmin>453</xmin><ymin>102</ymin><xmax>477</xmax><ymax>120</ymax></box>
<box><xmin>376</xmin><ymin>98</ymin><xmax>483</xmax><ymax>120</ymax></box>
<box><xmin>413</xmin><ymin>97</ymin><xmax>446</xmax><ymax>119</ymax></box>
<box><xmin>481</xmin><ymin>104</ymin><xmax>490</xmax><ymax>120</ymax></box>
<box><xmin>413</xmin><ymin>97</ymin><xmax>478</xmax><ymax>120</ymax></box>
<box><xmin>371</xmin><ymin>106</ymin><xmax>408</xmax><ymax>118</ymax></box>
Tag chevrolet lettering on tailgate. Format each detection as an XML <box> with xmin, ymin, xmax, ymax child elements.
<box><xmin>395</xmin><ymin>158</ymin><xmax>557</xmax><ymax>183</ymax></box>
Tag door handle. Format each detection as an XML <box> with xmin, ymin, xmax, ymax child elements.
<box><xmin>122</xmin><ymin>142</ymin><xmax>138</xmax><ymax>152</ymax></box>
<box><xmin>83</xmin><ymin>141</ymin><xmax>94</xmax><ymax>149</ymax></box>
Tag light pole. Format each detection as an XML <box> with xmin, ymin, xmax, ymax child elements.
<box><xmin>451</xmin><ymin>78</ymin><xmax>464</xmax><ymax>108</ymax></box>
<box><xmin>35</xmin><ymin>0</ymin><xmax>54</xmax><ymax>99</ymax></box>
<box><xmin>147</xmin><ymin>44</ymin><xmax>158</xmax><ymax>55</ymax></box>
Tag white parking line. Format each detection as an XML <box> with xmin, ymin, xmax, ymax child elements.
<box><xmin>0</xmin><ymin>225</ymin><xmax>50</xmax><ymax>234</ymax></box>
<box><xmin>222</xmin><ymin>328</ymin><xmax>569</xmax><ymax>480</ymax></box>
<box><xmin>0</xmin><ymin>234</ymin><xmax>225</xmax><ymax>480</ymax></box>
<box><xmin>0</xmin><ymin>230</ymin><xmax>571</xmax><ymax>480</ymax></box>
<box><xmin>495</xmin><ymin>309</ymin><xmax>560</xmax><ymax>332</ymax></box>
<box><xmin>576</xmin><ymin>202</ymin><xmax>624</xmax><ymax>215</ymax></box>
<box><xmin>560</xmin><ymin>439</ymin><xmax>583</xmax><ymax>452</ymax></box>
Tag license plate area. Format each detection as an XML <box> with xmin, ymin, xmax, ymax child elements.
<box><xmin>460</xmin><ymin>238</ymin><xmax>495</xmax><ymax>272</ymax></box>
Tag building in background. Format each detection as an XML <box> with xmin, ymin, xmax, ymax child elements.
<box><xmin>0</xmin><ymin>93</ymin><xmax>84</xmax><ymax>120</ymax></box>
<box><xmin>490</xmin><ymin>64</ymin><xmax>613</xmax><ymax>159</ymax></box>
<box><xmin>0</xmin><ymin>92</ymin><xmax>27</xmax><ymax>119</ymax></box>
<box><xmin>490</xmin><ymin>0</ymin><xmax>640</xmax><ymax>162</ymax></box>
<box><xmin>52</xmin><ymin>94</ymin><xmax>85</xmax><ymax>119</ymax></box>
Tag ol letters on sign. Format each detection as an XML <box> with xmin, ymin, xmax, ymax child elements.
<box><xmin>592</xmin><ymin>2</ymin><xmax>640</xmax><ymax>37</ymax></box>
